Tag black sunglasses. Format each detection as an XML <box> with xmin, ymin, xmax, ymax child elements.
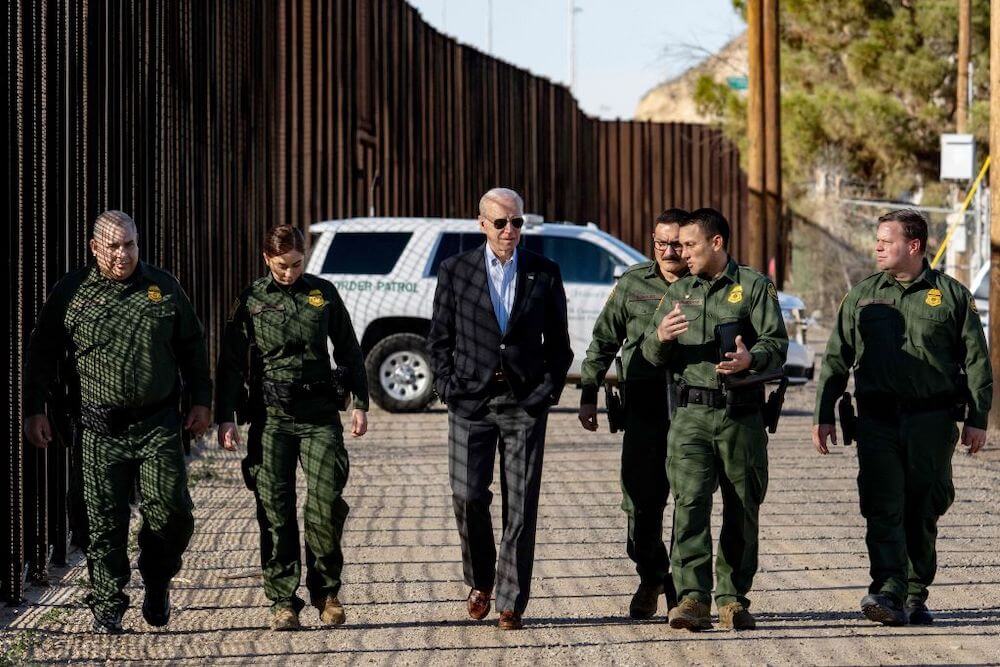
<box><xmin>489</xmin><ymin>216</ymin><xmax>525</xmax><ymax>230</ymax></box>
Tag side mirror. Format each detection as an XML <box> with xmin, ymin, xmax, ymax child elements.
<box><xmin>613</xmin><ymin>265</ymin><xmax>628</xmax><ymax>280</ymax></box>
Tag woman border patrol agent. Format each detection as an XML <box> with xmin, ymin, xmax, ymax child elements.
<box><xmin>215</xmin><ymin>225</ymin><xmax>370</xmax><ymax>631</ymax></box>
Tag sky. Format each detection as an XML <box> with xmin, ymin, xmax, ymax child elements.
<box><xmin>405</xmin><ymin>0</ymin><xmax>746</xmax><ymax>120</ymax></box>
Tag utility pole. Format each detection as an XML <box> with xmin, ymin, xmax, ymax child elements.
<box><xmin>568</xmin><ymin>0</ymin><xmax>579</xmax><ymax>93</ymax></box>
<box><xmin>763</xmin><ymin>0</ymin><xmax>782</xmax><ymax>285</ymax></box>
<box><xmin>486</xmin><ymin>0</ymin><xmax>493</xmax><ymax>54</ymax></box>
<box><xmin>958</xmin><ymin>0</ymin><xmax>970</xmax><ymax>133</ymax></box>
<box><xmin>956</xmin><ymin>0</ymin><xmax>972</xmax><ymax>284</ymax></box>
<box><xmin>747</xmin><ymin>0</ymin><xmax>766</xmax><ymax>271</ymax></box>
<box><xmin>989</xmin><ymin>0</ymin><xmax>1000</xmax><ymax>429</ymax></box>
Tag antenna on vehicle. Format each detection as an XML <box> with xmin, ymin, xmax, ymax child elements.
<box><xmin>523</xmin><ymin>214</ymin><xmax>544</xmax><ymax>228</ymax></box>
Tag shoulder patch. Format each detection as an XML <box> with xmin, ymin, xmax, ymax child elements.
<box><xmin>970</xmin><ymin>300</ymin><xmax>979</xmax><ymax>314</ymax></box>
<box><xmin>767</xmin><ymin>283</ymin><xmax>778</xmax><ymax>301</ymax></box>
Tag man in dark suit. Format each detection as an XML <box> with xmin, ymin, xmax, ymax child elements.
<box><xmin>428</xmin><ymin>187</ymin><xmax>573</xmax><ymax>630</ymax></box>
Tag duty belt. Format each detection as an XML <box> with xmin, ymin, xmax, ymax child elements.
<box><xmin>79</xmin><ymin>393</ymin><xmax>177</xmax><ymax>436</ymax></box>
<box><xmin>857</xmin><ymin>392</ymin><xmax>959</xmax><ymax>420</ymax></box>
<box><xmin>680</xmin><ymin>386</ymin><xmax>727</xmax><ymax>409</ymax></box>
<box><xmin>262</xmin><ymin>370</ymin><xmax>350</xmax><ymax>412</ymax></box>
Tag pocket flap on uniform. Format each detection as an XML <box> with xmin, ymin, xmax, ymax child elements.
<box><xmin>249</xmin><ymin>303</ymin><xmax>286</xmax><ymax>316</ymax></box>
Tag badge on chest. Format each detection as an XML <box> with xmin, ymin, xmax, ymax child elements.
<box><xmin>308</xmin><ymin>289</ymin><xmax>326</xmax><ymax>308</ymax></box>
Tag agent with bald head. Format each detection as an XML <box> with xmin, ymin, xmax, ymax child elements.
<box><xmin>23</xmin><ymin>210</ymin><xmax>211</xmax><ymax>634</ymax></box>
<box><xmin>428</xmin><ymin>188</ymin><xmax>573</xmax><ymax>629</ymax></box>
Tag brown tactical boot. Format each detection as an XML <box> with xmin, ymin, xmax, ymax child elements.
<box><xmin>667</xmin><ymin>597</ymin><xmax>712</xmax><ymax>631</ymax></box>
<box><xmin>629</xmin><ymin>583</ymin><xmax>663</xmax><ymax>619</ymax></box>
<box><xmin>270</xmin><ymin>607</ymin><xmax>300</xmax><ymax>631</ymax></box>
<box><xmin>718</xmin><ymin>602</ymin><xmax>756</xmax><ymax>630</ymax></box>
<box><xmin>316</xmin><ymin>595</ymin><xmax>346</xmax><ymax>626</ymax></box>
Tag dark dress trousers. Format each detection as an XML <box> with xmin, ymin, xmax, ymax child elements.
<box><xmin>428</xmin><ymin>244</ymin><xmax>573</xmax><ymax>614</ymax></box>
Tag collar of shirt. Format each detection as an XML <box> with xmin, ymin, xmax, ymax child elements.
<box><xmin>264</xmin><ymin>273</ymin><xmax>311</xmax><ymax>294</ymax></box>
<box><xmin>878</xmin><ymin>259</ymin><xmax>936</xmax><ymax>292</ymax></box>
<box><xmin>691</xmin><ymin>256</ymin><xmax>739</xmax><ymax>289</ymax></box>
<box><xmin>646</xmin><ymin>262</ymin><xmax>688</xmax><ymax>283</ymax></box>
<box><xmin>85</xmin><ymin>261</ymin><xmax>154</xmax><ymax>287</ymax></box>
<box><xmin>484</xmin><ymin>243</ymin><xmax>518</xmax><ymax>273</ymax></box>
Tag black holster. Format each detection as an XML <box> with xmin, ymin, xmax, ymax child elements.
<box><xmin>838</xmin><ymin>392</ymin><xmax>857</xmax><ymax>446</ymax></box>
<box><xmin>762</xmin><ymin>376</ymin><xmax>789</xmax><ymax>433</ymax></box>
<box><xmin>605</xmin><ymin>356</ymin><xmax>626</xmax><ymax>433</ymax></box>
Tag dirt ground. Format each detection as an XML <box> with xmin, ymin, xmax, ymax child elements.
<box><xmin>3</xmin><ymin>382</ymin><xmax>1000</xmax><ymax>665</ymax></box>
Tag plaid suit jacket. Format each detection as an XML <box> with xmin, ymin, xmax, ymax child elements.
<box><xmin>428</xmin><ymin>244</ymin><xmax>573</xmax><ymax>418</ymax></box>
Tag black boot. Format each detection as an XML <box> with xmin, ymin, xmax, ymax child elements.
<box><xmin>92</xmin><ymin>611</ymin><xmax>125</xmax><ymax>634</ymax></box>
<box><xmin>142</xmin><ymin>585</ymin><xmax>171</xmax><ymax>627</ymax></box>
<box><xmin>861</xmin><ymin>593</ymin><xmax>907</xmax><ymax>626</ymax></box>
<box><xmin>906</xmin><ymin>600</ymin><xmax>934</xmax><ymax>625</ymax></box>
<box><xmin>629</xmin><ymin>582</ymin><xmax>663</xmax><ymax>619</ymax></box>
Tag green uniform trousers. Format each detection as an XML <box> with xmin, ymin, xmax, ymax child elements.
<box><xmin>667</xmin><ymin>403</ymin><xmax>768</xmax><ymax>608</ymax></box>
<box><xmin>80</xmin><ymin>408</ymin><xmax>194</xmax><ymax>618</ymax></box>
<box><xmin>856</xmin><ymin>409</ymin><xmax>957</xmax><ymax>605</ymax></box>
<box><xmin>620</xmin><ymin>379</ymin><xmax>671</xmax><ymax>587</ymax></box>
<box><xmin>242</xmin><ymin>407</ymin><xmax>350</xmax><ymax>612</ymax></box>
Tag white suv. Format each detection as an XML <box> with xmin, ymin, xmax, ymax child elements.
<box><xmin>307</xmin><ymin>217</ymin><xmax>814</xmax><ymax>412</ymax></box>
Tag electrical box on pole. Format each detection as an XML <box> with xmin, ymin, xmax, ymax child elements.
<box><xmin>940</xmin><ymin>134</ymin><xmax>976</xmax><ymax>181</ymax></box>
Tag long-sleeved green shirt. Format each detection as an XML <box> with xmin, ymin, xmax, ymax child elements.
<box><xmin>215</xmin><ymin>273</ymin><xmax>369</xmax><ymax>422</ymax></box>
<box><xmin>580</xmin><ymin>260</ymin><xmax>676</xmax><ymax>404</ymax></box>
<box><xmin>641</xmin><ymin>257</ymin><xmax>788</xmax><ymax>387</ymax></box>
<box><xmin>814</xmin><ymin>261</ymin><xmax>992</xmax><ymax>428</ymax></box>
<box><xmin>24</xmin><ymin>262</ymin><xmax>212</xmax><ymax>415</ymax></box>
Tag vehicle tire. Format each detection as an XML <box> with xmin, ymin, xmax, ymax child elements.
<box><xmin>365</xmin><ymin>333</ymin><xmax>436</xmax><ymax>412</ymax></box>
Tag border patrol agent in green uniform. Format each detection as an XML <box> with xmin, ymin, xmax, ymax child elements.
<box><xmin>216</xmin><ymin>225</ymin><xmax>369</xmax><ymax>631</ymax></box>
<box><xmin>813</xmin><ymin>209</ymin><xmax>991</xmax><ymax>627</ymax></box>
<box><xmin>579</xmin><ymin>208</ymin><xmax>690</xmax><ymax>619</ymax></box>
<box><xmin>642</xmin><ymin>208</ymin><xmax>787</xmax><ymax>632</ymax></box>
<box><xmin>23</xmin><ymin>210</ymin><xmax>212</xmax><ymax>634</ymax></box>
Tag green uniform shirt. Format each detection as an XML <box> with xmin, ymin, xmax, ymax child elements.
<box><xmin>215</xmin><ymin>273</ymin><xmax>369</xmax><ymax>421</ymax></box>
<box><xmin>24</xmin><ymin>262</ymin><xmax>212</xmax><ymax>415</ymax></box>
<box><xmin>814</xmin><ymin>261</ymin><xmax>992</xmax><ymax>428</ymax></box>
<box><xmin>580</xmin><ymin>260</ymin><xmax>676</xmax><ymax>404</ymax></box>
<box><xmin>641</xmin><ymin>257</ymin><xmax>788</xmax><ymax>386</ymax></box>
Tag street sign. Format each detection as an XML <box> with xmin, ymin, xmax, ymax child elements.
<box><xmin>726</xmin><ymin>76</ymin><xmax>748</xmax><ymax>90</ymax></box>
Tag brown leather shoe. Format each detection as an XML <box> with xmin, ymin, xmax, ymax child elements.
<box><xmin>498</xmin><ymin>610</ymin><xmax>523</xmax><ymax>630</ymax></box>
<box><xmin>467</xmin><ymin>588</ymin><xmax>491</xmax><ymax>621</ymax></box>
